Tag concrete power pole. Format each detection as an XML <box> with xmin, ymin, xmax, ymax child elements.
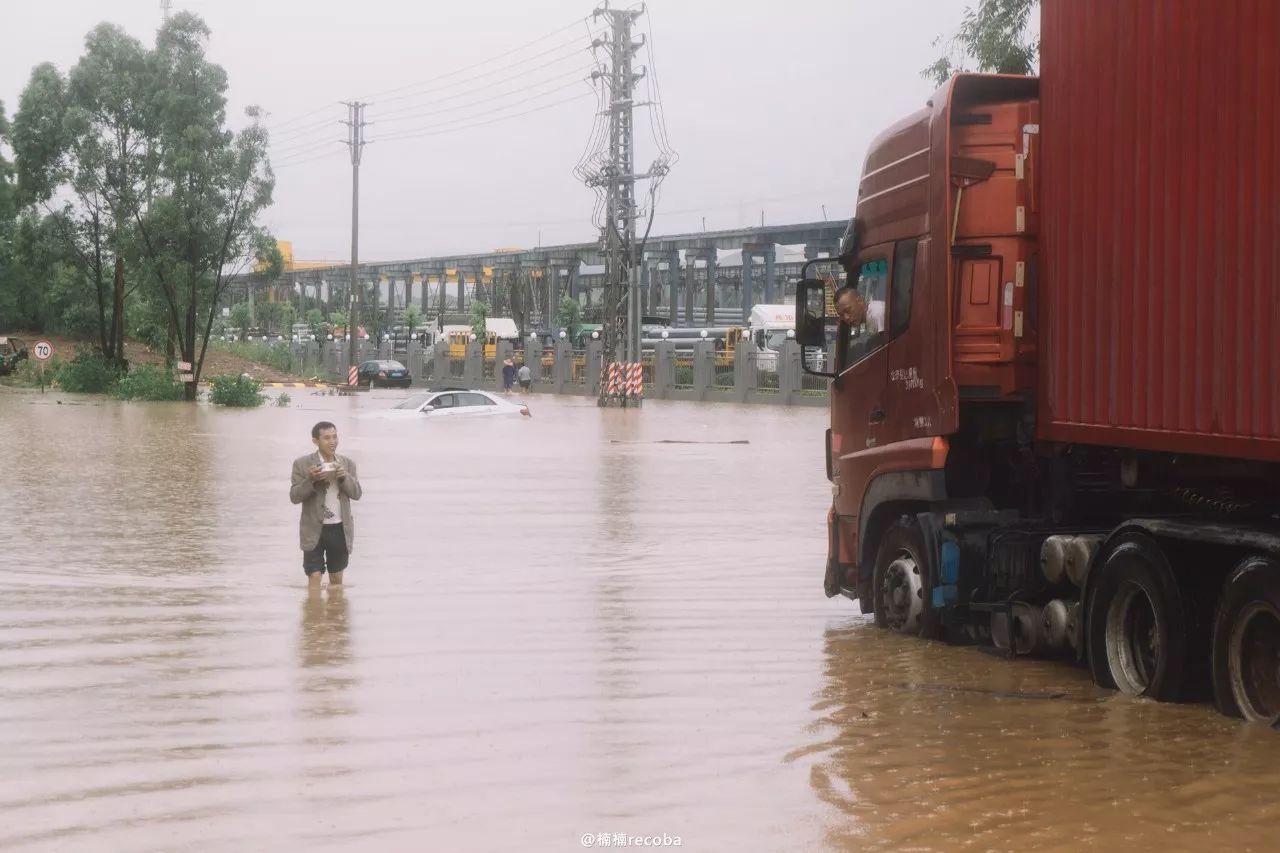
<box><xmin>343</xmin><ymin>101</ymin><xmax>368</xmax><ymax>377</ymax></box>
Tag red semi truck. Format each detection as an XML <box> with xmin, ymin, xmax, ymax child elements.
<box><xmin>794</xmin><ymin>0</ymin><xmax>1280</xmax><ymax>721</ymax></box>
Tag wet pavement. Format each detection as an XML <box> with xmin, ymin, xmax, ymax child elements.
<box><xmin>2</xmin><ymin>388</ymin><xmax>1280</xmax><ymax>852</ymax></box>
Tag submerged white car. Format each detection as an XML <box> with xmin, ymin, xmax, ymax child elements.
<box><xmin>386</xmin><ymin>389</ymin><xmax>531</xmax><ymax>418</ymax></box>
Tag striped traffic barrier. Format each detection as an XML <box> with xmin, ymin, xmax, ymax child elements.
<box><xmin>348</xmin><ymin>366</ymin><xmax>358</xmax><ymax>387</ymax></box>
<box><xmin>626</xmin><ymin>362</ymin><xmax>643</xmax><ymax>399</ymax></box>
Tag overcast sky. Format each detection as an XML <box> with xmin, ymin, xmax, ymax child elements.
<box><xmin>5</xmin><ymin>0</ymin><xmax>975</xmax><ymax>263</ymax></box>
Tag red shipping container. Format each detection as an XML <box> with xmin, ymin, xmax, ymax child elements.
<box><xmin>1039</xmin><ymin>0</ymin><xmax>1280</xmax><ymax>461</ymax></box>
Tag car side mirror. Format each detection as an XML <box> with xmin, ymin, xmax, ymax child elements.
<box><xmin>795</xmin><ymin>278</ymin><xmax>834</xmax><ymax>378</ymax></box>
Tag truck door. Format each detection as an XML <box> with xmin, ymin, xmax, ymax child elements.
<box><xmin>832</xmin><ymin>255</ymin><xmax>891</xmax><ymax>525</ymax></box>
<box><xmin>882</xmin><ymin>237</ymin><xmax>942</xmax><ymax>441</ymax></box>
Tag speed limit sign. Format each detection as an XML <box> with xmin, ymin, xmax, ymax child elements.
<box><xmin>32</xmin><ymin>340</ymin><xmax>53</xmax><ymax>361</ymax></box>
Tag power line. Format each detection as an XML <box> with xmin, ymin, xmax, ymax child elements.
<box><xmin>261</xmin><ymin>16</ymin><xmax>598</xmax><ymax>136</ymax></box>
<box><xmin>374</xmin><ymin>64</ymin><xmax>595</xmax><ymax>126</ymax></box>
<box><xmin>370</xmin><ymin>80</ymin><xmax>593</xmax><ymax>142</ymax></box>
<box><xmin>359</xmin><ymin>19</ymin><xmax>600</xmax><ymax>104</ymax></box>
<box><xmin>267</xmin><ymin>39</ymin><xmax>599</xmax><ymax>156</ymax></box>
<box><xmin>369</xmin><ymin>91</ymin><xmax>595</xmax><ymax>145</ymax></box>
<box><xmin>273</xmin><ymin>149</ymin><xmax>345</xmax><ymax>170</ymax></box>
<box><xmin>271</xmin><ymin>132</ymin><xmax>345</xmax><ymax>159</ymax></box>
<box><xmin>274</xmin><ymin>74</ymin><xmax>591</xmax><ymax>158</ymax></box>
<box><xmin>269</xmin><ymin>113</ymin><xmax>344</xmax><ymax>145</ymax></box>
<box><xmin>264</xmin><ymin>103</ymin><xmax>338</xmax><ymax>134</ymax></box>
<box><xmin>374</xmin><ymin>39</ymin><xmax>599</xmax><ymax>116</ymax></box>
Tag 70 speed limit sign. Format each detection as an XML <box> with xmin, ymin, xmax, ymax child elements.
<box><xmin>32</xmin><ymin>340</ymin><xmax>54</xmax><ymax>361</ymax></box>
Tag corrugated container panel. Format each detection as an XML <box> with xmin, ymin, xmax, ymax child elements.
<box><xmin>1039</xmin><ymin>0</ymin><xmax>1280</xmax><ymax>461</ymax></box>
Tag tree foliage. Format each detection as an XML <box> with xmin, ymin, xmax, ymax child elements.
<box><xmin>5</xmin><ymin>13</ymin><xmax>275</xmax><ymax>401</ymax></box>
<box><xmin>469</xmin><ymin>299</ymin><xmax>490</xmax><ymax>343</ymax></box>
<box><xmin>403</xmin><ymin>304</ymin><xmax>423</xmax><ymax>334</ymax></box>
<box><xmin>126</xmin><ymin>13</ymin><xmax>274</xmax><ymax>399</ymax></box>
<box><xmin>0</xmin><ymin>104</ymin><xmax>17</xmax><ymax>319</ymax></box>
<box><xmin>923</xmin><ymin>0</ymin><xmax>1039</xmax><ymax>85</ymax></box>
<box><xmin>557</xmin><ymin>296</ymin><xmax>582</xmax><ymax>343</ymax></box>
<box><xmin>11</xmin><ymin>26</ymin><xmax>158</xmax><ymax>363</ymax></box>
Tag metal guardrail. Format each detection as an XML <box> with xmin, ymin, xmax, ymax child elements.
<box><xmin>712</xmin><ymin>364</ymin><xmax>735</xmax><ymax>390</ymax></box>
<box><xmin>748</xmin><ymin>351</ymin><xmax>782</xmax><ymax>392</ymax></box>
<box><xmin>248</xmin><ymin>339</ymin><xmax>830</xmax><ymax>406</ymax></box>
<box><xmin>641</xmin><ymin>356</ymin><xmax>656</xmax><ymax>391</ymax></box>
<box><xmin>799</xmin><ymin>352</ymin><xmax>831</xmax><ymax>394</ymax></box>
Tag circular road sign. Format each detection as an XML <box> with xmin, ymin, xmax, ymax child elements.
<box><xmin>33</xmin><ymin>340</ymin><xmax>54</xmax><ymax>361</ymax></box>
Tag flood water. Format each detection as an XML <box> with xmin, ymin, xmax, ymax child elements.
<box><xmin>2</xmin><ymin>387</ymin><xmax>1280</xmax><ymax>852</ymax></box>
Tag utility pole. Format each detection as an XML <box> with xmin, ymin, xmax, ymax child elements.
<box><xmin>587</xmin><ymin>4</ymin><xmax>644</xmax><ymax>398</ymax></box>
<box><xmin>343</xmin><ymin>101</ymin><xmax>368</xmax><ymax>377</ymax></box>
<box><xmin>579</xmin><ymin>3</ymin><xmax>672</xmax><ymax>404</ymax></box>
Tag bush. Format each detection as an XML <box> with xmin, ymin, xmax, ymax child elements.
<box><xmin>275</xmin><ymin>391</ymin><xmax>291</xmax><ymax>407</ymax></box>
<box><xmin>208</xmin><ymin>373</ymin><xmax>266</xmax><ymax>407</ymax></box>
<box><xmin>113</xmin><ymin>363</ymin><xmax>184</xmax><ymax>401</ymax></box>
<box><xmin>57</xmin><ymin>349</ymin><xmax>121</xmax><ymax>394</ymax></box>
<box><xmin>3</xmin><ymin>356</ymin><xmax>61</xmax><ymax>388</ymax></box>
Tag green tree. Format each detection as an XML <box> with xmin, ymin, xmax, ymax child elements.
<box><xmin>556</xmin><ymin>296</ymin><xmax>582</xmax><ymax>343</ymax></box>
<box><xmin>12</xmin><ymin>26</ymin><xmax>159</xmax><ymax>365</ymax></box>
<box><xmin>305</xmin><ymin>308</ymin><xmax>326</xmax><ymax>341</ymax></box>
<box><xmin>923</xmin><ymin>0</ymin><xmax>1038</xmax><ymax>85</ymax></box>
<box><xmin>122</xmin><ymin>13</ymin><xmax>276</xmax><ymax>400</ymax></box>
<box><xmin>328</xmin><ymin>309</ymin><xmax>349</xmax><ymax>337</ymax></box>
<box><xmin>0</xmin><ymin>103</ymin><xmax>16</xmax><ymax>324</ymax></box>
<box><xmin>278</xmin><ymin>302</ymin><xmax>297</xmax><ymax>337</ymax></box>
<box><xmin>228</xmin><ymin>301</ymin><xmax>251</xmax><ymax>341</ymax></box>
<box><xmin>258</xmin><ymin>300</ymin><xmax>283</xmax><ymax>335</ymax></box>
<box><xmin>403</xmin><ymin>303</ymin><xmax>422</xmax><ymax>335</ymax></box>
<box><xmin>469</xmin><ymin>299</ymin><xmax>490</xmax><ymax>343</ymax></box>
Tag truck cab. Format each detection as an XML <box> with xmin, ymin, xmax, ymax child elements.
<box><xmin>798</xmin><ymin>75</ymin><xmax>1041</xmax><ymax>603</ymax></box>
<box><xmin>746</xmin><ymin>303</ymin><xmax>796</xmax><ymax>370</ymax></box>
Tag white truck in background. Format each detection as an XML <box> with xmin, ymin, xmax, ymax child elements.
<box><xmin>746</xmin><ymin>303</ymin><xmax>795</xmax><ymax>370</ymax></box>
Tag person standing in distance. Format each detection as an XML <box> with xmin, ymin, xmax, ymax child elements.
<box><xmin>290</xmin><ymin>421</ymin><xmax>363</xmax><ymax>587</ymax></box>
<box><xmin>501</xmin><ymin>357</ymin><xmax>516</xmax><ymax>394</ymax></box>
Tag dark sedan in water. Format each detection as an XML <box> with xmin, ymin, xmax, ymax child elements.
<box><xmin>357</xmin><ymin>359</ymin><xmax>411</xmax><ymax>388</ymax></box>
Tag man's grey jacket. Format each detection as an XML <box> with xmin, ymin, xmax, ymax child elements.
<box><xmin>290</xmin><ymin>452</ymin><xmax>363</xmax><ymax>551</ymax></box>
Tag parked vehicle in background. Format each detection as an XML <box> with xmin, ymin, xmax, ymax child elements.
<box><xmin>795</xmin><ymin>0</ymin><xmax>1280</xmax><ymax>723</ymax></box>
<box><xmin>0</xmin><ymin>337</ymin><xmax>29</xmax><ymax>376</ymax></box>
<box><xmin>357</xmin><ymin>359</ymin><xmax>411</xmax><ymax>388</ymax></box>
<box><xmin>374</xmin><ymin>388</ymin><xmax>530</xmax><ymax>418</ymax></box>
<box><xmin>745</xmin><ymin>303</ymin><xmax>795</xmax><ymax>369</ymax></box>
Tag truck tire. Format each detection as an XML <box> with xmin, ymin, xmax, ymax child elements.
<box><xmin>1085</xmin><ymin>535</ymin><xmax>1190</xmax><ymax>701</ymax></box>
<box><xmin>872</xmin><ymin>517</ymin><xmax>938</xmax><ymax>638</ymax></box>
<box><xmin>1211</xmin><ymin>557</ymin><xmax>1280</xmax><ymax>722</ymax></box>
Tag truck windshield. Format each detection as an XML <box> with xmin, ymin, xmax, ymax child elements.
<box><xmin>764</xmin><ymin>330</ymin><xmax>791</xmax><ymax>351</ymax></box>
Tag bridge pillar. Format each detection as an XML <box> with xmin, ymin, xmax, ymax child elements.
<box><xmin>666</xmin><ymin>251</ymin><xmax>680</xmax><ymax>326</ymax></box>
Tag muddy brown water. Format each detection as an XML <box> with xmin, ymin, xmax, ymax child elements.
<box><xmin>2</xmin><ymin>389</ymin><xmax>1279</xmax><ymax>852</ymax></box>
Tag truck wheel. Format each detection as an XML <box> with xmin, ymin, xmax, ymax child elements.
<box><xmin>1211</xmin><ymin>557</ymin><xmax>1280</xmax><ymax>722</ymax></box>
<box><xmin>872</xmin><ymin>517</ymin><xmax>938</xmax><ymax>638</ymax></box>
<box><xmin>1085</xmin><ymin>535</ymin><xmax>1189</xmax><ymax>701</ymax></box>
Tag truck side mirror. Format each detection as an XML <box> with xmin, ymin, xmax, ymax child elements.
<box><xmin>796</xmin><ymin>278</ymin><xmax>835</xmax><ymax>377</ymax></box>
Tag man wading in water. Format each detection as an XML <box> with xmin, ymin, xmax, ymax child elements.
<box><xmin>290</xmin><ymin>421</ymin><xmax>363</xmax><ymax>587</ymax></box>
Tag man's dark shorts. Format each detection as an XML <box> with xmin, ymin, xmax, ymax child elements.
<box><xmin>519</xmin><ymin>379</ymin><xmax>532</xmax><ymax>390</ymax></box>
<box><xmin>304</xmin><ymin>523</ymin><xmax>349</xmax><ymax>575</ymax></box>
